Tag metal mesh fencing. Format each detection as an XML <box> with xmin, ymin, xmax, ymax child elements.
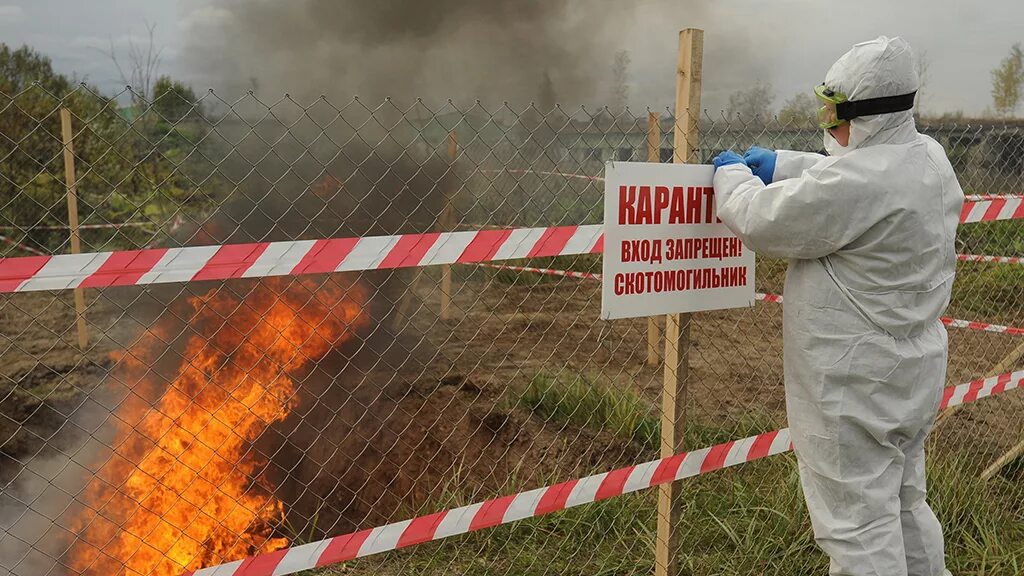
<box><xmin>1</xmin><ymin>83</ymin><xmax>1023</xmax><ymax>576</ymax></box>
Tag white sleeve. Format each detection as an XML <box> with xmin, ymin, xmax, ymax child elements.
<box><xmin>713</xmin><ymin>159</ymin><xmax>882</xmax><ymax>260</ymax></box>
<box><xmin>773</xmin><ymin>150</ymin><xmax>827</xmax><ymax>181</ymax></box>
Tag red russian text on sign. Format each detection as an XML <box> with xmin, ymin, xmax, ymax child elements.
<box><xmin>602</xmin><ymin>162</ymin><xmax>755</xmax><ymax>320</ymax></box>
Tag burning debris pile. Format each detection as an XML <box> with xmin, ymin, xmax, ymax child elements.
<box><xmin>67</xmin><ymin>277</ymin><xmax>369</xmax><ymax>575</ymax></box>
<box><xmin>54</xmin><ymin>126</ymin><xmax>452</xmax><ymax>575</ymax></box>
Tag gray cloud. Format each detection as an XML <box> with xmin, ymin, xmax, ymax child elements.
<box><xmin>0</xmin><ymin>5</ymin><xmax>25</xmax><ymax>25</ymax></box>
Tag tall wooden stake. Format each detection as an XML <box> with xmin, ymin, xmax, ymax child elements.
<box><xmin>646</xmin><ymin>112</ymin><xmax>662</xmax><ymax>367</ymax></box>
<box><xmin>60</xmin><ymin>108</ymin><xmax>88</xmax><ymax>350</ymax></box>
<box><xmin>982</xmin><ymin>437</ymin><xmax>1024</xmax><ymax>480</ymax></box>
<box><xmin>655</xmin><ymin>28</ymin><xmax>703</xmax><ymax>576</ymax></box>
<box><xmin>440</xmin><ymin>131</ymin><xmax>458</xmax><ymax>320</ymax></box>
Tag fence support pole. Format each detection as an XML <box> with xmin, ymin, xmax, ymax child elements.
<box><xmin>655</xmin><ymin>28</ymin><xmax>703</xmax><ymax>576</ymax></box>
<box><xmin>440</xmin><ymin>131</ymin><xmax>458</xmax><ymax>321</ymax></box>
<box><xmin>646</xmin><ymin>112</ymin><xmax>662</xmax><ymax>367</ymax></box>
<box><xmin>60</xmin><ymin>108</ymin><xmax>88</xmax><ymax>350</ymax></box>
<box><xmin>982</xmin><ymin>437</ymin><xmax>1024</xmax><ymax>480</ymax></box>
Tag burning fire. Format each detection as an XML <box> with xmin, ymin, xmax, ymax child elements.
<box><xmin>68</xmin><ymin>277</ymin><xmax>369</xmax><ymax>575</ymax></box>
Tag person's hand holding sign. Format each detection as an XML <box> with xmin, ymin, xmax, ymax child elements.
<box><xmin>712</xmin><ymin>150</ymin><xmax>746</xmax><ymax>171</ymax></box>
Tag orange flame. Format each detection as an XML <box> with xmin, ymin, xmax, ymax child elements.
<box><xmin>68</xmin><ymin>277</ymin><xmax>369</xmax><ymax>575</ymax></box>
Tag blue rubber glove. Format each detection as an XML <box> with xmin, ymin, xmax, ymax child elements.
<box><xmin>743</xmin><ymin>146</ymin><xmax>777</xmax><ymax>185</ymax></box>
<box><xmin>712</xmin><ymin>150</ymin><xmax>745</xmax><ymax>172</ymax></box>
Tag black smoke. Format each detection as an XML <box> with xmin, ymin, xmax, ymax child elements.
<box><xmin>183</xmin><ymin>0</ymin><xmax>634</xmax><ymax>107</ymax></box>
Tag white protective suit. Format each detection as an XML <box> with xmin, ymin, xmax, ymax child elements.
<box><xmin>713</xmin><ymin>37</ymin><xmax>963</xmax><ymax>576</ymax></box>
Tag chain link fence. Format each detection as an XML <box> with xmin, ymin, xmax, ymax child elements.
<box><xmin>1</xmin><ymin>83</ymin><xmax>1023</xmax><ymax>576</ymax></box>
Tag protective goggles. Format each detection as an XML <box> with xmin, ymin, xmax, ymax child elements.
<box><xmin>814</xmin><ymin>83</ymin><xmax>917</xmax><ymax>130</ymax></box>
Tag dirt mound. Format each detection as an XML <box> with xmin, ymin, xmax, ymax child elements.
<box><xmin>261</xmin><ymin>318</ymin><xmax>645</xmax><ymax>541</ymax></box>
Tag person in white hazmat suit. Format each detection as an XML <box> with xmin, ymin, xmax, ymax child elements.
<box><xmin>711</xmin><ymin>37</ymin><xmax>962</xmax><ymax>576</ymax></box>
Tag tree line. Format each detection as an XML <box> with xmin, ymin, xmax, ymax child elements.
<box><xmin>726</xmin><ymin>44</ymin><xmax>1024</xmax><ymax>125</ymax></box>
<box><xmin>0</xmin><ymin>43</ymin><xmax>221</xmax><ymax>255</ymax></box>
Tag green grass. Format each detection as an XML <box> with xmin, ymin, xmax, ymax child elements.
<box><xmin>929</xmin><ymin>456</ymin><xmax>1024</xmax><ymax>575</ymax></box>
<box><xmin>514</xmin><ymin>372</ymin><xmax>781</xmax><ymax>454</ymax></box>
<box><xmin>756</xmin><ymin>256</ymin><xmax>789</xmax><ymax>296</ymax></box>
<box><xmin>950</xmin><ymin>262</ymin><xmax>1024</xmax><ymax>318</ymax></box>
<box><xmin>958</xmin><ymin>220</ymin><xmax>1024</xmax><ymax>258</ymax></box>
<box><xmin>516</xmin><ymin>372</ymin><xmax>661</xmax><ymax>450</ymax></box>
<box><xmin>309</xmin><ymin>374</ymin><xmax>1024</xmax><ymax>576</ymax></box>
<box><xmin>319</xmin><ymin>453</ymin><xmax>1023</xmax><ymax>576</ymax></box>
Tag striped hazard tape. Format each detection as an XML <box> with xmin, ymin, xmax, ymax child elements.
<box><xmin>0</xmin><ymin>234</ymin><xmax>47</xmax><ymax>257</ymax></box>
<box><xmin>0</xmin><ymin>197</ymin><xmax>1018</xmax><ymax>294</ymax></box>
<box><xmin>481</xmin><ymin>264</ymin><xmax>1024</xmax><ymax>336</ymax></box>
<box><xmin>960</xmin><ymin>196</ymin><xmax>1024</xmax><ymax>223</ymax></box>
<box><xmin>479</xmin><ymin>168</ymin><xmax>604</xmax><ymax>182</ymax></box>
<box><xmin>964</xmin><ymin>194</ymin><xmax>1024</xmax><ymax>201</ymax></box>
<box><xmin>478</xmin><ymin>262</ymin><xmax>601</xmax><ymax>281</ymax></box>
<box><xmin>754</xmin><ymin>293</ymin><xmax>1024</xmax><ymax>336</ymax></box>
<box><xmin>0</xmin><ymin>225</ymin><xmax>603</xmax><ymax>293</ymax></box>
<box><xmin>184</xmin><ymin>369</ymin><xmax>1024</xmax><ymax>576</ymax></box>
<box><xmin>958</xmin><ymin>254</ymin><xmax>1024</xmax><ymax>265</ymax></box>
<box><xmin>0</xmin><ymin>221</ymin><xmax>152</xmax><ymax>231</ymax></box>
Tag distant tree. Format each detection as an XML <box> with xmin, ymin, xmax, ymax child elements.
<box><xmin>0</xmin><ymin>44</ymin><xmax>113</xmax><ymax>250</ymax></box>
<box><xmin>727</xmin><ymin>80</ymin><xmax>775</xmax><ymax>123</ymax></box>
<box><xmin>153</xmin><ymin>75</ymin><xmax>200</xmax><ymax>124</ymax></box>
<box><xmin>101</xmin><ymin>22</ymin><xmax>162</xmax><ymax>106</ymax></box>
<box><xmin>928</xmin><ymin>110</ymin><xmax>965</xmax><ymax>123</ymax></box>
<box><xmin>610</xmin><ymin>50</ymin><xmax>631</xmax><ymax>111</ymax></box>
<box><xmin>0</xmin><ymin>44</ymin><xmax>75</xmax><ymax>95</ymax></box>
<box><xmin>777</xmin><ymin>92</ymin><xmax>818</xmax><ymax>127</ymax></box>
<box><xmin>991</xmin><ymin>43</ymin><xmax>1024</xmax><ymax>118</ymax></box>
<box><xmin>0</xmin><ymin>43</ymin><xmax>218</xmax><ymax>253</ymax></box>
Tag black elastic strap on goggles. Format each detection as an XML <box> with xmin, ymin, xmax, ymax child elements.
<box><xmin>835</xmin><ymin>91</ymin><xmax>917</xmax><ymax>122</ymax></box>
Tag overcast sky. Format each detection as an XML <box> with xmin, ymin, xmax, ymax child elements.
<box><xmin>0</xmin><ymin>0</ymin><xmax>1021</xmax><ymax>116</ymax></box>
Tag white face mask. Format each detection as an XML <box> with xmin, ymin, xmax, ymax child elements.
<box><xmin>825</xmin><ymin>113</ymin><xmax>917</xmax><ymax>157</ymax></box>
<box><xmin>824</xmin><ymin>128</ymin><xmax>849</xmax><ymax>157</ymax></box>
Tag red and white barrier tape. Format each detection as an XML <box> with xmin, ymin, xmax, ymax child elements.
<box><xmin>184</xmin><ymin>369</ymin><xmax>1024</xmax><ymax>576</ymax></box>
<box><xmin>479</xmin><ymin>168</ymin><xmax>604</xmax><ymax>182</ymax></box>
<box><xmin>0</xmin><ymin>225</ymin><xmax>603</xmax><ymax>293</ymax></box>
<box><xmin>481</xmin><ymin>264</ymin><xmax>1024</xmax><ymax>337</ymax></box>
<box><xmin>0</xmin><ymin>197</ymin><xmax>1019</xmax><ymax>294</ymax></box>
<box><xmin>478</xmin><ymin>262</ymin><xmax>601</xmax><ymax>281</ymax></box>
<box><xmin>964</xmin><ymin>194</ymin><xmax>1024</xmax><ymax>201</ymax></box>
<box><xmin>0</xmin><ymin>222</ymin><xmax>152</xmax><ymax>231</ymax></box>
<box><xmin>940</xmin><ymin>317</ymin><xmax>1024</xmax><ymax>336</ymax></box>
<box><xmin>958</xmin><ymin>254</ymin><xmax>1023</xmax><ymax>265</ymax></box>
<box><xmin>754</xmin><ymin>292</ymin><xmax>1024</xmax><ymax>336</ymax></box>
<box><xmin>960</xmin><ymin>197</ymin><xmax>1024</xmax><ymax>223</ymax></box>
<box><xmin>0</xmin><ymin>234</ymin><xmax>46</xmax><ymax>257</ymax></box>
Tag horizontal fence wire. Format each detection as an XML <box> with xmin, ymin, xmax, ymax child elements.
<box><xmin>1</xmin><ymin>84</ymin><xmax>1023</xmax><ymax>576</ymax></box>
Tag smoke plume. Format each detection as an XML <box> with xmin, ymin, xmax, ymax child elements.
<box><xmin>183</xmin><ymin>0</ymin><xmax>635</xmax><ymax>107</ymax></box>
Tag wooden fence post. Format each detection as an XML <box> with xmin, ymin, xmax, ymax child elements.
<box><xmin>60</xmin><ymin>108</ymin><xmax>88</xmax><ymax>350</ymax></box>
<box><xmin>982</xmin><ymin>437</ymin><xmax>1024</xmax><ymax>480</ymax></box>
<box><xmin>655</xmin><ymin>28</ymin><xmax>703</xmax><ymax>576</ymax></box>
<box><xmin>646</xmin><ymin>112</ymin><xmax>662</xmax><ymax>367</ymax></box>
<box><xmin>440</xmin><ymin>131</ymin><xmax>458</xmax><ymax>321</ymax></box>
